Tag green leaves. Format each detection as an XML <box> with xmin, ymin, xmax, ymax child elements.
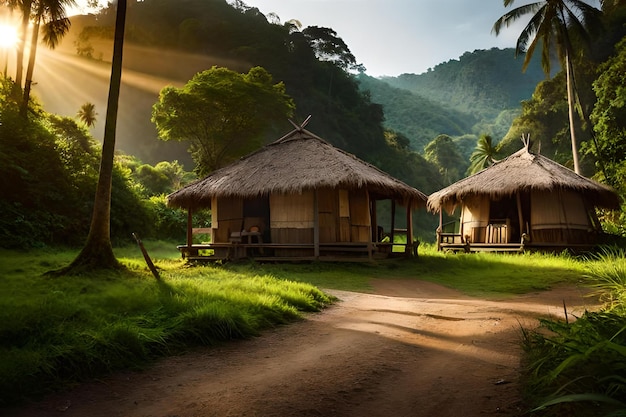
<box><xmin>152</xmin><ymin>66</ymin><xmax>295</xmax><ymax>176</ymax></box>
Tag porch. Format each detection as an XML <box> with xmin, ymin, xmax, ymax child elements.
<box><xmin>177</xmin><ymin>239</ymin><xmax>417</xmax><ymax>262</ymax></box>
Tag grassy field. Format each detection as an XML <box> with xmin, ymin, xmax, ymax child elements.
<box><xmin>0</xmin><ymin>241</ymin><xmax>600</xmax><ymax>407</ymax></box>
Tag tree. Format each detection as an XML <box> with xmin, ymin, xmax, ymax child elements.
<box><xmin>152</xmin><ymin>66</ymin><xmax>295</xmax><ymax>176</ymax></box>
<box><xmin>21</xmin><ymin>0</ymin><xmax>75</xmax><ymax>116</ymax></box>
<box><xmin>76</xmin><ymin>102</ymin><xmax>98</xmax><ymax>127</ymax></box>
<box><xmin>468</xmin><ymin>134</ymin><xmax>499</xmax><ymax>175</ymax></box>
<box><xmin>301</xmin><ymin>26</ymin><xmax>364</xmax><ymax>72</ymax></box>
<box><xmin>61</xmin><ymin>0</ymin><xmax>127</xmax><ymax>272</ymax></box>
<box><xmin>424</xmin><ymin>134</ymin><xmax>467</xmax><ymax>186</ymax></box>
<box><xmin>492</xmin><ymin>0</ymin><xmax>602</xmax><ymax>174</ymax></box>
<box><xmin>590</xmin><ymin>36</ymin><xmax>626</xmax><ymax>190</ymax></box>
<box><xmin>4</xmin><ymin>0</ymin><xmax>32</xmax><ymax>89</ymax></box>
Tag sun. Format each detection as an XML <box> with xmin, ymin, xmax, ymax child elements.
<box><xmin>0</xmin><ymin>24</ymin><xmax>19</xmax><ymax>49</ymax></box>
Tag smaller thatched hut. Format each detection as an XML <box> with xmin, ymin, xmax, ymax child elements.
<box><xmin>168</xmin><ymin>120</ymin><xmax>428</xmax><ymax>261</ymax></box>
<box><xmin>427</xmin><ymin>144</ymin><xmax>619</xmax><ymax>252</ymax></box>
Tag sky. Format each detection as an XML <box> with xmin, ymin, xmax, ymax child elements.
<box><xmin>68</xmin><ymin>0</ymin><xmax>602</xmax><ymax>77</ymax></box>
<box><xmin>245</xmin><ymin>0</ymin><xmax>527</xmax><ymax>76</ymax></box>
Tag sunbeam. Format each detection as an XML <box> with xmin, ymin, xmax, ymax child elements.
<box><xmin>26</xmin><ymin>42</ymin><xmax>248</xmax><ymax>164</ymax></box>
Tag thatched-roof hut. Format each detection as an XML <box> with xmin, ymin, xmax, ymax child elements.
<box><xmin>168</xmin><ymin>121</ymin><xmax>428</xmax><ymax>261</ymax></box>
<box><xmin>427</xmin><ymin>145</ymin><xmax>619</xmax><ymax>252</ymax></box>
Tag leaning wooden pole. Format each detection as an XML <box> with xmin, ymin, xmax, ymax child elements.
<box><xmin>133</xmin><ymin>233</ymin><xmax>161</xmax><ymax>281</ymax></box>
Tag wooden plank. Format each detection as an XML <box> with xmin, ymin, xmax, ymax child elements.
<box><xmin>349</xmin><ymin>189</ymin><xmax>370</xmax><ymax>226</ymax></box>
<box><xmin>192</xmin><ymin>227</ymin><xmax>213</xmax><ymax>234</ymax></box>
<box><xmin>270</xmin><ymin>192</ymin><xmax>314</xmax><ymax>227</ymax></box>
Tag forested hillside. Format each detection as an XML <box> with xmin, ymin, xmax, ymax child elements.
<box><xmin>356</xmin><ymin>75</ymin><xmax>475</xmax><ymax>152</ymax></box>
<box><xmin>356</xmin><ymin>48</ymin><xmax>546</xmax><ymax>153</ymax></box>
<box><xmin>384</xmin><ymin>48</ymin><xmax>547</xmax><ymax>119</ymax></box>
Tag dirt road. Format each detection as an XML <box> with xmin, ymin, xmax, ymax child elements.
<box><xmin>5</xmin><ymin>280</ymin><xmax>598</xmax><ymax>417</ymax></box>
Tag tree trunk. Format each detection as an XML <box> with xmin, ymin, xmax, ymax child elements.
<box><xmin>14</xmin><ymin>0</ymin><xmax>33</xmax><ymax>90</ymax></box>
<box><xmin>20</xmin><ymin>14</ymin><xmax>40</xmax><ymax>118</ymax></box>
<box><xmin>59</xmin><ymin>0</ymin><xmax>127</xmax><ymax>273</ymax></box>
<box><xmin>565</xmin><ymin>53</ymin><xmax>581</xmax><ymax>175</ymax></box>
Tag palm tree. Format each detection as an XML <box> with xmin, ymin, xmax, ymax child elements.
<box><xmin>468</xmin><ymin>134</ymin><xmax>499</xmax><ymax>175</ymax></box>
<box><xmin>77</xmin><ymin>102</ymin><xmax>98</xmax><ymax>127</ymax></box>
<box><xmin>21</xmin><ymin>0</ymin><xmax>76</xmax><ymax>117</ymax></box>
<box><xmin>492</xmin><ymin>0</ymin><xmax>602</xmax><ymax>175</ymax></box>
<box><xmin>3</xmin><ymin>0</ymin><xmax>32</xmax><ymax>90</ymax></box>
<box><xmin>61</xmin><ymin>0</ymin><xmax>127</xmax><ymax>272</ymax></box>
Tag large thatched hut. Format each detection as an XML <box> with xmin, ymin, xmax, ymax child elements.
<box><xmin>427</xmin><ymin>144</ymin><xmax>619</xmax><ymax>252</ymax></box>
<box><xmin>168</xmin><ymin>121</ymin><xmax>428</xmax><ymax>261</ymax></box>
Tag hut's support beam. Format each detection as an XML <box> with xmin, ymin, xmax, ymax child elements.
<box><xmin>459</xmin><ymin>206</ymin><xmax>466</xmax><ymax>242</ymax></box>
<box><xmin>405</xmin><ymin>200</ymin><xmax>414</xmax><ymax>257</ymax></box>
<box><xmin>437</xmin><ymin>210</ymin><xmax>443</xmax><ymax>251</ymax></box>
<box><xmin>186</xmin><ymin>207</ymin><xmax>193</xmax><ymax>248</ymax></box>
<box><xmin>314</xmin><ymin>189</ymin><xmax>320</xmax><ymax>258</ymax></box>
<box><xmin>516</xmin><ymin>192</ymin><xmax>524</xmax><ymax>241</ymax></box>
<box><xmin>390</xmin><ymin>200</ymin><xmax>396</xmax><ymax>244</ymax></box>
<box><xmin>367</xmin><ymin>190</ymin><xmax>372</xmax><ymax>261</ymax></box>
<box><xmin>371</xmin><ymin>199</ymin><xmax>378</xmax><ymax>242</ymax></box>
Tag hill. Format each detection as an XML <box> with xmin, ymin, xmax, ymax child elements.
<box><xmin>357</xmin><ymin>48</ymin><xmax>547</xmax><ymax>152</ymax></box>
<box><xmin>357</xmin><ymin>74</ymin><xmax>474</xmax><ymax>152</ymax></box>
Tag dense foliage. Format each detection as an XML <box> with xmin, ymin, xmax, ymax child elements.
<box><xmin>152</xmin><ymin>66</ymin><xmax>295</xmax><ymax>175</ymax></box>
<box><xmin>0</xmin><ymin>78</ymin><xmax>152</xmax><ymax>247</ymax></box>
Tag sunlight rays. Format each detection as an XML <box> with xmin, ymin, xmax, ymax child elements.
<box><xmin>0</xmin><ymin>23</ymin><xmax>18</xmax><ymax>49</ymax></box>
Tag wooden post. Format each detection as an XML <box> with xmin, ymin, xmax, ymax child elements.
<box><xmin>313</xmin><ymin>189</ymin><xmax>320</xmax><ymax>259</ymax></box>
<box><xmin>186</xmin><ymin>207</ymin><xmax>193</xmax><ymax>248</ymax></box>
<box><xmin>390</xmin><ymin>200</ymin><xmax>396</xmax><ymax>244</ymax></box>
<box><xmin>371</xmin><ymin>199</ymin><xmax>378</xmax><ymax>242</ymax></box>
<box><xmin>437</xmin><ymin>210</ymin><xmax>443</xmax><ymax>252</ymax></box>
<box><xmin>516</xmin><ymin>192</ymin><xmax>524</xmax><ymax>241</ymax></box>
<box><xmin>405</xmin><ymin>200</ymin><xmax>414</xmax><ymax>257</ymax></box>
<box><xmin>367</xmin><ymin>190</ymin><xmax>372</xmax><ymax>261</ymax></box>
<box><xmin>459</xmin><ymin>206</ymin><xmax>465</xmax><ymax>243</ymax></box>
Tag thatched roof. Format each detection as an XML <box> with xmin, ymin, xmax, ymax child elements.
<box><xmin>168</xmin><ymin>124</ymin><xmax>428</xmax><ymax>210</ymax></box>
<box><xmin>427</xmin><ymin>147</ymin><xmax>620</xmax><ymax>213</ymax></box>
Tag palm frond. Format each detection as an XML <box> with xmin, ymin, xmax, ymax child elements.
<box><xmin>492</xmin><ymin>2</ymin><xmax>543</xmax><ymax>35</ymax></box>
<box><xmin>517</xmin><ymin>7</ymin><xmax>547</xmax><ymax>58</ymax></box>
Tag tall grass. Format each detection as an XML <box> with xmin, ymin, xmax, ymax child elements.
<box><xmin>522</xmin><ymin>246</ymin><xmax>626</xmax><ymax>416</ymax></box>
<box><xmin>585</xmin><ymin>247</ymin><xmax>626</xmax><ymax>313</ymax></box>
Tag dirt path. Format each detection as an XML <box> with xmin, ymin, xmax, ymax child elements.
<box><xmin>5</xmin><ymin>280</ymin><xmax>599</xmax><ymax>417</ymax></box>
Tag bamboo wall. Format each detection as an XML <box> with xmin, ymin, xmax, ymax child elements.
<box><xmin>213</xmin><ymin>196</ymin><xmax>243</xmax><ymax>243</ymax></box>
<box><xmin>210</xmin><ymin>188</ymin><xmax>375</xmax><ymax>257</ymax></box>
<box><xmin>269</xmin><ymin>192</ymin><xmax>314</xmax><ymax>256</ymax></box>
<box><xmin>530</xmin><ymin>190</ymin><xmax>593</xmax><ymax>243</ymax></box>
<box><xmin>318</xmin><ymin>188</ymin><xmax>338</xmax><ymax>243</ymax></box>
<box><xmin>349</xmin><ymin>190</ymin><xmax>370</xmax><ymax>242</ymax></box>
<box><xmin>339</xmin><ymin>189</ymin><xmax>351</xmax><ymax>242</ymax></box>
<box><xmin>460</xmin><ymin>197</ymin><xmax>489</xmax><ymax>243</ymax></box>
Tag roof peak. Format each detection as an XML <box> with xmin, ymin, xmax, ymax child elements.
<box><xmin>273</xmin><ymin>115</ymin><xmax>326</xmax><ymax>144</ymax></box>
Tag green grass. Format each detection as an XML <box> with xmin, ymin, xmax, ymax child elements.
<box><xmin>0</xmin><ymin>241</ymin><xmax>598</xmax><ymax>408</ymax></box>
<box><xmin>0</xmin><ymin>246</ymin><xmax>331</xmax><ymax>406</ymax></box>
<box><xmin>227</xmin><ymin>244</ymin><xmax>585</xmax><ymax>297</ymax></box>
